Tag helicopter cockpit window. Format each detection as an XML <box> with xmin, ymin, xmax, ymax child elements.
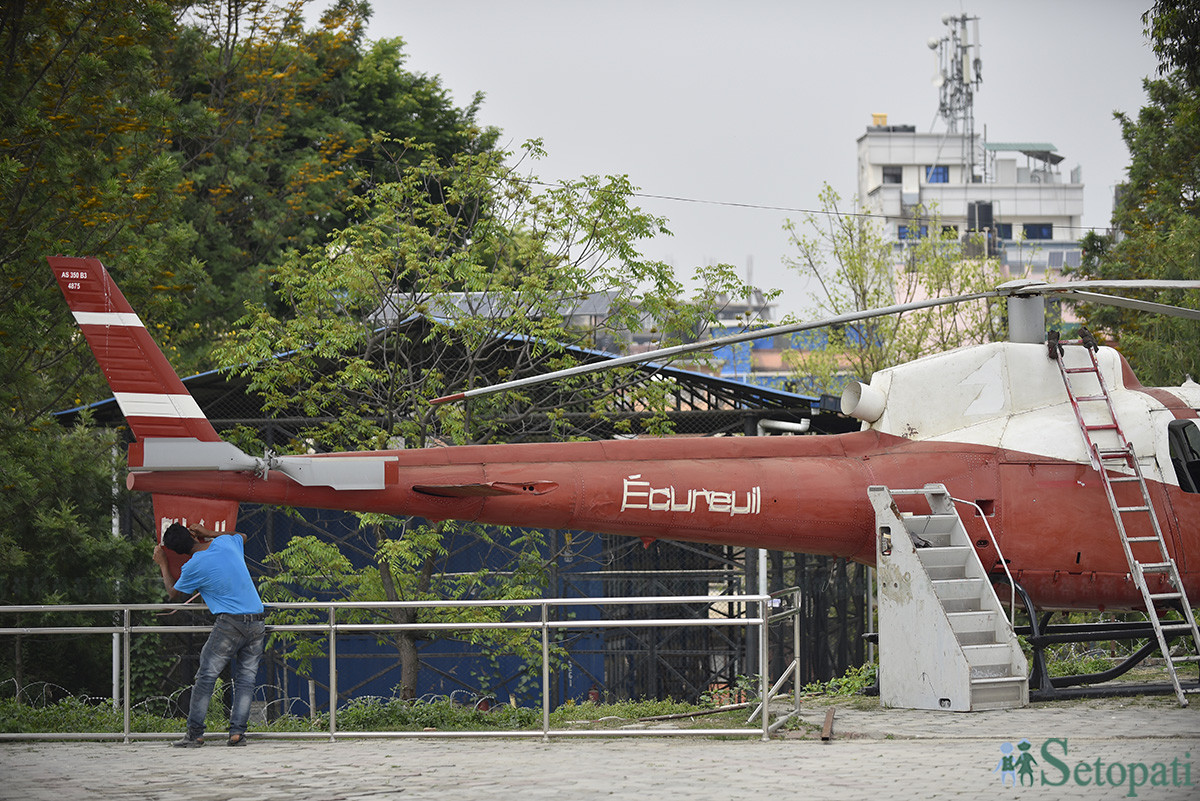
<box><xmin>1167</xmin><ymin>419</ymin><xmax>1200</xmax><ymax>493</ymax></box>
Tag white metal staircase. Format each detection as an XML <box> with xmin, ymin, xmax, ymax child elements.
<box><xmin>1051</xmin><ymin>337</ymin><xmax>1200</xmax><ymax>706</ymax></box>
<box><xmin>870</xmin><ymin>484</ymin><xmax>1028</xmax><ymax>711</ymax></box>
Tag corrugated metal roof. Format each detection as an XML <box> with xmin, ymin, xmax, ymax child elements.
<box><xmin>985</xmin><ymin>142</ymin><xmax>1058</xmax><ymax>152</ymax></box>
<box><xmin>984</xmin><ymin>142</ymin><xmax>1063</xmax><ymax>165</ymax></box>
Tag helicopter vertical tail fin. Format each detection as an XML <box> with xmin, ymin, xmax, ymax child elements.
<box><xmin>50</xmin><ymin>256</ymin><xmax>239</xmax><ymax>558</ymax></box>
<box><xmin>50</xmin><ymin>255</ymin><xmax>221</xmax><ymax>443</ymax></box>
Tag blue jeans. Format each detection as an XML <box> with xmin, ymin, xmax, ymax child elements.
<box><xmin>187</xmin><ymin>615</ymin><xmax>265</xmax><ymax>738</ymax></box>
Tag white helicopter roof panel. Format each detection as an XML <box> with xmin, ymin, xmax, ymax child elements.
<box><xmin>865</xmin><ymin>342</ymin><xmax>1187</xmax><ymax>467</ymax></box>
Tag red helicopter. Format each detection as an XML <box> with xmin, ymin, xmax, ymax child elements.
<box><xmin>51</xmin><ymin>255</ymin><xmax>1200</xmax><ymax>705</ymax></box>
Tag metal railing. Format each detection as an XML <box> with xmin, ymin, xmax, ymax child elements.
<box><xmin>0</xmin><ymin>592</ymin><xmax>805</xmax><ymax>743</ymax></box>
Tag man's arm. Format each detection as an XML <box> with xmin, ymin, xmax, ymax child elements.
<box><xmin>152</xmin><ymin>545</ymin><xmax>185</xmax><ymax>601</ymax></box>
<box><xmin>189</xmin><ymin>524</ymin><xmax>246</xmax><ymax>542</ymax></box>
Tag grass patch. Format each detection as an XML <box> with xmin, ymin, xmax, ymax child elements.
<box><xmin>0</xmin><ymin>697</ymin><xmax>179</xmax><ymax>734</ymax></box>
<box><xmin>0</xmin><ymin>693</ymin><xmax>752</xmax><ymax>735</ymax></box>
<box><xmin>337</xmin><ymin>696</ymin><xmax>539</xmax><ymax>731</ymax></box>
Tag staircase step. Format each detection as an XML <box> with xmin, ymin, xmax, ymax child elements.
<box><xmin>1117</xmin><ymin>505</ymin><xmax>1151</xmax><ymax>513</ymax></box>
<box><xmin>918</xmin><ymin>546</ymin><xmax>971</xmax><ymax>579</ymax></box>
<box><xmin>904</xmin><ymin>514</ymin><xmax>959</xmax><ymax>545</ymax></box>
<box><xmin>1149</xmin><ymin>592</ymin><xmax>1183</xmax><ymax>602</ymax></box>
<box><xmin>971</xmin><ymin>675</ymin><xmax>1026</xmax><ymax>687</ymax></box>
<box><xmin>917</xmin><ymin>545</ymin><xmax>971</xmax><ymax>565</ymax></box>
<box><xmin>1139</xmin><ymin>562</ymin><xmax>1175</xmax><ymax>573</ymax></box>
<box><xmin>970</xmin><ymin>664</ymin><xmax>1013</xmax><ymax>680</ymax></box>
<box><xmin>949</xmin><ymin>606</ymin><xmax>1000</xmax><ymax>645</ymax></box>
<box><xmin>931</xmin><ymin>577</ymin><xmax>982</xmax><ymax>593</ymax></box>
<box><xmin>948</xmin><ymin>611</ymin><xmax>1001</xmax><ymax>645</ymax></box>
<box><xmin>971</xmin><ymin>675</ymin><xmax>1028</xmax><ymax>710</ymax></box>
<box><xmin>925</xmin><ymin>565</ymin><xmax>969</xmax><ymax>581</ymax></box>
<box><xmin>931</xmin><ymin>578</ymin><xmax>985</xmax><ymax>610</ymax></box>
<box><xmin>956</xmin><ymin>630</ymin><xmax>1000</xmax><ymax>646</ymax></box>
<box><xmin>947</xmin><ymin>610</ymin><xmax>996</xmax><ymax>631</ymax></box>
<box><xmin>962</xmin><ymin>643</ymin><xmax>1013</xmax><ymax>670</ymax></box>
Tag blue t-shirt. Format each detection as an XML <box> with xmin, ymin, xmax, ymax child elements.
<box><xmin>174</xmin><ymin>535</ymin><xmax>263</xmax><ymax>615</ymax></box>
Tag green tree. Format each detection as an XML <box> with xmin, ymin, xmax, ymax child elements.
<box><xmin>217</xmin><ymin>141</ymin><xmax>749</xmax><ymax>697</ymax></box>
<box><xmin>168</xmin><ymin>0</ymin><xmax>499</xmax><ymax>355</ymax></box>
<box><xmin>781</xmin><ymin>184</ymin><xmax>1003</xmax><ymax>394</ymax></box>
<box><xmin>0</xmin><ymin>0</ymin><xmax>203</xmax><ymax>414</ymax></box>
<box><xmin>1069</xmin><ymin>1</ymin><xmax>1200</xmax><ymax>386</ymax></box>
<box><xmin>0</xmin><ymin>0</ymin><xmax>503</xmax><ymax>697</ymax></box>
<box><xmin>0</xmin><ymin>1</ymin><xmax>201</xmax><ymax>696</ymax></box>
<box><xmin>1145</xmin><ymin>0</ymin><xmax>1200</xmax><ymax>89</ymax></box>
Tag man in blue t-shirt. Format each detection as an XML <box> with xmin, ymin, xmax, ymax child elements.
<box><xmin>154</xmin><ymin>522</ymin><xmax>265</xmax><ymax>747</ymax></box>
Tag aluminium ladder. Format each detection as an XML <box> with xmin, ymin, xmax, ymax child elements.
<box><xmin>1052</xmin><ymin>336</ymin><xmax>1200</xmax><ymax>705</ymax></box>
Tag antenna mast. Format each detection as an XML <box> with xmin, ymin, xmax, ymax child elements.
<box><xmin>928</xmin><ymin>13</ymin><xmax>983</xmax><ymax>181</ymax></box>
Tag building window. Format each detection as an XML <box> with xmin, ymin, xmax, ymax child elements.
<box><xmin>925</xmin><ymin>165</ymin><xmax>949</xmax><ymax>183</ymax></box>
<box><xmin>996</xmin><ymin>223</ymin><xmax>1013</xmax><ymax>239</ymax></box>
<box><xmin>1023</xmin><ymin>222</ymin><xmax>1053</xmax><ymax>240</ymax></box>
<box><xmin>882</xmin><ymin>166</ymin><xmax>903</xmax><ymax>184</ymax></box>
<box><xmin>898</xmin><ymin>224</ymin><xmax>928</xmax><ymax>240</ymax></box>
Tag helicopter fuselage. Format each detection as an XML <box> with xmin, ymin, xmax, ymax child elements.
<box><xmin>128</xmin><ymin>422</ymin><xmax>1200</xmax><ymax>611</ymax></box>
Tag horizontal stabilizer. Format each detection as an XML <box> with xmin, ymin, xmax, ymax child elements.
<box><xmin>133</xmin><ymin>437</ymin><xmax>394</xmax><ymax>490</ymax></box>
<box><xmin>271</xmin><ymin>454</ymin><xmax>394</xmax><ymax>490</ymax></box>
<box><xmin>137</xmin><ymin>438</ymin><xmax>260</xmax><ymax>472</ymax></box>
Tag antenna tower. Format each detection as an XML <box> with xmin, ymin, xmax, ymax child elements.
<box><xmin>928</xmin><ymin>14</ymin><xmax>983</xmax><ymax>181</ymax></box>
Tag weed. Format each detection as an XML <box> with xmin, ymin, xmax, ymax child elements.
<box><xmin>802</xmin><ymin>662</ymin><xmax>878</xmax><ymax>697</ymax></box>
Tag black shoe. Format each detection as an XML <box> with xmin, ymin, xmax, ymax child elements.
<box><xmin>172</xmin><ymin>732</ymin><xmax>204</xmax><ymax>748</ymax></box>
<box><xmin>227</xmin><ymin>733</ymin><xmax>248</xmax><ymax>746</ymax></box>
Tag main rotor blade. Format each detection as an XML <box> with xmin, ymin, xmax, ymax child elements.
<box><xmin>431</xmin><ymin>290</ymin><xmax>996</xmax><ymax>404</ymax></box>
<box><xmin>431</xmin><ymin>278</ymin><xmax>1200</xmax><ymax>406</ymax></box>
<box><xmin>1023</xmin><ymin>279</ymin><xmax>1200</xmax><ymax>294</ymax></box>
<box><xmin>1057</xmin><ymin>289</ymin><xmax>1200</xmax><ymax>321</ymax></box>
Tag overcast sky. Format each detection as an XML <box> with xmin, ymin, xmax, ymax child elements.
<box><xmin>334</xmin><ymin>0</ymin><xmax>1159</xmax><ymax>317</ymax></box>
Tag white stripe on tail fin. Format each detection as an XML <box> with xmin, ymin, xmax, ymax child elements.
<box><xmin>51</xmin><ymin>255</ymin><xmax>239</xmax><ymax>563</ymax></box>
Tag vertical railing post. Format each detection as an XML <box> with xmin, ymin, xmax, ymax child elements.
<box><xmin>328</xmin><ymin>606</ymin><xmax>337</xmax><ymax>741</ymax></box>
<box><xmin>792</xmin><ymin>588</ymin><xmax>802</xmax><ymax>718</ymax></box>
<box><xmin>111</xmin><ymin>627</ymin><xmax>120</xmax><ymax>711</ymax></box>
<box><xmin>123</xmin><ymin>607</ymin><xmax>132</xmax><ymax>743</ymax></box>
<box><xmin>541</xmin><ymin>601</ymin><xmax>550</xmax><ymax>742</ymax></box>
<box><xmin>760</xmin><ymin>596</ymin><xmax>770</xmax><ymax>741</ymax></box>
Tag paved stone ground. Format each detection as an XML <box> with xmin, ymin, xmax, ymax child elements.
<box><xmin>2</xmin><ymin>696</ymin><xmax>1198</xmax><ymax>800</ymax></box>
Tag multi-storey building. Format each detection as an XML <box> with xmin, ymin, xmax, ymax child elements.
<box><xmin>856</xmin><ymin>113</ymin><xmax>1084</xmax><ymax>278</ymax></box>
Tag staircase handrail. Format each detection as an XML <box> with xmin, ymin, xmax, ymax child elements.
<box><xmin>951</xmin><ymin>496</ymin><xmax>1016</xmax><ymax>628</ymax></box>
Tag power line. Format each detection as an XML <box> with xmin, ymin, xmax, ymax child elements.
<box><xmin>356</xmin><ymin>152</ymin><xmax>1112</xmax><ymax>237</ymax></box>
<box><xmin>519</xmin><ymin>178</ymin><xmax>1112</xmax><ymax>236</ymax></box>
